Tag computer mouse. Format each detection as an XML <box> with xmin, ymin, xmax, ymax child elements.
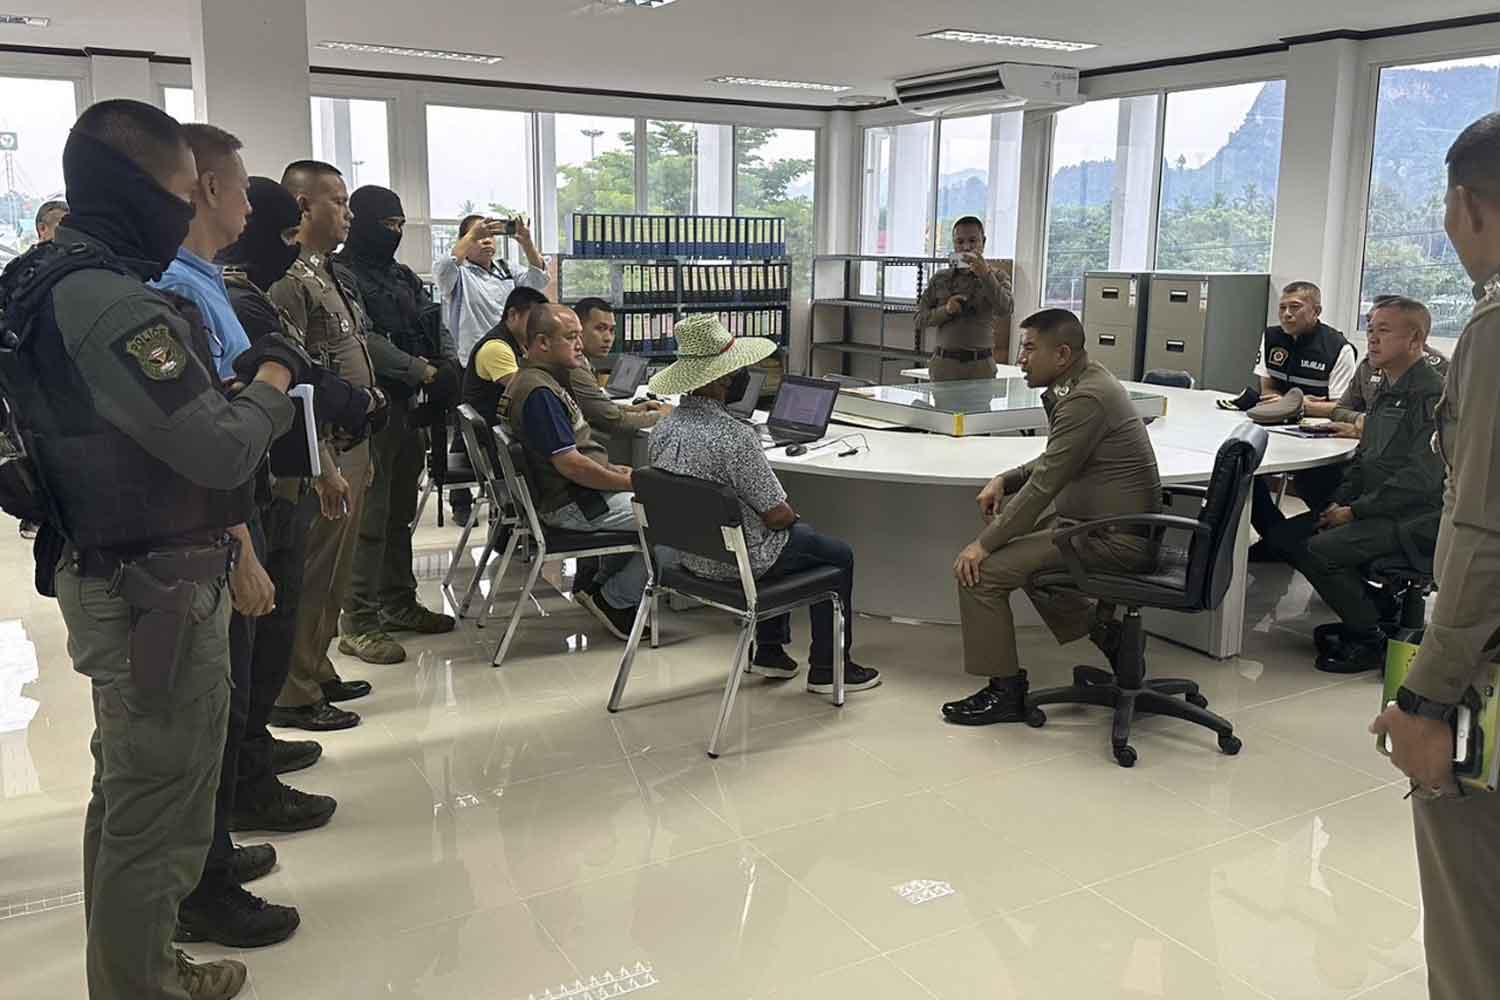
<box><xmin>785</xmin><ymin>443</ymin><xmax>808</xmax><ymax>457</ymax></box>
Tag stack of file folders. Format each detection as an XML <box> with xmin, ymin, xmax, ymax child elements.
<box><xmin>619</xmin><ymin>263</ymin><xmax>791</xmax><ymax>307</ymax></box>
<box><xmin>616</xmin><ymin>308</ymin><xmax>785</xmax><ymax>356</ymax></box>
<box><xmin>572</xmin><ymin>213</ymin><xmax>786</xmax><ymax>259</ymax></box>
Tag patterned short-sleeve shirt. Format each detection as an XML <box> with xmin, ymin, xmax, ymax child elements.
<box><xmin>648</xmin><ymin>395</ymin><xmax>789</xmax><ymax>580</ymax></box>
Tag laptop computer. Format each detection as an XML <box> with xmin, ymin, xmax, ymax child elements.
<box><xmin>726</xmin><ymin>368</ymin><xmax>767</xmax><ymax>420</ymax></box>
<box><xmin>604</xmin><ymin>354</ymin><xmax>648</xmax><ymax>399</ymax></box>
<box><xmin>760</xmin><ymin>375</ymin><xmax>840</xmax><ymax>448</ymax></box>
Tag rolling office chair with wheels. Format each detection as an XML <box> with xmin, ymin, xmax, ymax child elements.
<box><xmin>1025</xmin><ymin>422</ymin><xmax>1268</xmax><ymax>767</ymax></box>
<box><xmin>609</xmin><ymin>467</ymin><xmax>848</xmax><ymax>758</ymax></box>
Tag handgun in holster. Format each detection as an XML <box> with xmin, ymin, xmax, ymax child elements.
<box><xmin>110</xmin><ymin>561</ymin><xmax>197</xmax><ymax>698</ymax></box>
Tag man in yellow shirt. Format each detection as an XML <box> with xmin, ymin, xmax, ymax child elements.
<box><xmin>452</xmin><ymin>286</ymin><xmax>548</xmax><ymax>522</ymax></box>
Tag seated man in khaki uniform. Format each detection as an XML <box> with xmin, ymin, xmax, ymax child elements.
<box><xmin>944</xmin><ymin>309</ymin><xmax>1162</xmax><ymax>725</ymax></box>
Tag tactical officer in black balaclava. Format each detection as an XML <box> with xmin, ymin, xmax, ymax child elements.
<box><xmin>0</xmin><ymin>98</ymin><xmax>312</xmax><ymax>1000</ymax></box>
<box><xmin>333</xmin><ymin>185</ymin><xmax>460</xmax><ymax>650</ymax></box>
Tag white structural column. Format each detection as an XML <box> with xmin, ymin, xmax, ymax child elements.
<box><xmin>86</xmin><ymin>52</ymin><xmax>155</xmax><ymax>105</ymax></box>
<box><xmin>820</xmin><ymin>110</ymin><xmax>858</xmax><ymax>256</ymax></box>
<box><xmin>1010</xmin><ymin>109</ymin><xmax>1054</xmax><ymax>349</ymax></box>
<box><xmin>695</xmin><ymin>124</ymin><xmax>734</xmax><ymax>214</ymax></box>
<box><xmin>1269</xmin><ymin>38</ymin><xmax>1364</xmax><ymax>325</ymax></box>
<box><xmin>1111</xmin><ymin>95</ymin><xmax>1159</xmax><ymax>271</ymax></box>
<box><xmin>190</xmin><ymin>0</ymin><xmax>312</xmax><ymax>178</ymax></box>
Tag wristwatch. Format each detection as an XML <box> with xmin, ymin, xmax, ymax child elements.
<box><xmin>1395</xmin><ymin>685</ymin><xmax>1458</xmax><ymax>723</ymax></box>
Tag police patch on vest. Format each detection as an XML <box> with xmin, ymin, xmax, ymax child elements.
<box><xmin>1269</xmin><ymin>347</ymin><xmax>1289</xmax><ymax>366</ymax></box>
<box><xmin>125</xmin><ymin>325</ymin><xmax>187</xmax><ymax>381</ymax></box>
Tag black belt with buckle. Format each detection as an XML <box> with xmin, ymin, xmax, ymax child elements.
<box><xmin>76</xmin><ymin>538</ymin><xmax>239</xmax><ymax>586</ymax></box>
<box><xmin>935</xmin><ymin>347</ymin><xmax>993</xmax><ymax>363</ymax></box>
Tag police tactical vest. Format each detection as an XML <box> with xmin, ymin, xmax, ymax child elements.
<box><xmin>0</xmin><ymin>240</ymin><xmax>251</xmax><ymax>553</ymax></box>
<box><xmin>1262</xmin><ymin>323</ymin><xmax>1349</xmax><ymax>396</ymax></box>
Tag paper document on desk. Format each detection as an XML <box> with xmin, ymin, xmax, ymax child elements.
<box><xmin>1382</xmin><ymin>641</ymin><xmax>1500</xmax><ymax>793</ymax></box>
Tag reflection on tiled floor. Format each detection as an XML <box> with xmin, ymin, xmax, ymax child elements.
<box><xmin>0</xmin><ymin>515</ymin><xmax>1431</xmax><ymax>999</ymax></box>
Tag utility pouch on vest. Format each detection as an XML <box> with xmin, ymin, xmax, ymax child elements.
<box><xmin>112</xmin><ymin>562</ymin><xmax>196</xmax><ymax>699</ymax></box>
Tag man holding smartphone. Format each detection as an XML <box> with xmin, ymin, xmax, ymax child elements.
<box><xmin>1369</xmin><ymin>113</ymin><xmax>1500</xmax><ymax>1000</ymax></box>
<box><xmin>914</xmin><ymin>216</ymin><xmax>1013</xmax><ymax>382</ymax></box>
<box><xmin>434</xmin><ymin>213</ymin><xmax>549</xmax><ymax>363</ymax></box>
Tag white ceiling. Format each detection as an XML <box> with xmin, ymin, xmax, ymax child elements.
<box><xmin>13</xmin><ymin>1</ymin><xmax>1500</xmax><ymax>105</ymax></box>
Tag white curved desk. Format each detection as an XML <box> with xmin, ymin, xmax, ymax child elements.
<box><xmin>766</xmin><ymin>369</ymin><xmax>1355</xmax><ymax>658</ymax></box>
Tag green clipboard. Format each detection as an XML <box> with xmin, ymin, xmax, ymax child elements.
<box><xmin>1381</xmin><ymin>636</ymin><xmax>1500</xmax><ymax>793</ymax></box>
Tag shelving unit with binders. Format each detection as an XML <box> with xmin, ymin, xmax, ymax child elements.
<box><xmin>557</xmin><ymin>213</ymin><xmax>792</xmax><ymax>361</ymax></box>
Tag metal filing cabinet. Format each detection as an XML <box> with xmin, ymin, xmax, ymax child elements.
<box><xmin>1143</xmin><ymin>272</ymin><xmax>1270</xmax><ymax>392</ymax></box>
<box><xmin>1082</xmin><ymin>271</ymin><xmax>1150</xmax><ymax>381</ymax></box>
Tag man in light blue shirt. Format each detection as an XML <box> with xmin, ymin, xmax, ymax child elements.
<box><xmin>433</xmin><ymin>213</ymin><xmax>549</xmax><ymax>362</ymax></box>
<box><xmin>153</xmin><ymin>127</ymin><xmax>253</xmax><ymax>380</ymax></box>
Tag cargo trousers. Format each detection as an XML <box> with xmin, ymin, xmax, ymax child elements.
<box><xmin>343</xmin><ymin>400</ymin><xmax>424</xmax><ymax>633</ymax></box>
<box><xmin>57</xmin><ymin>560</ymin><xmax>231</xmax><ymax>1000</ymax></box>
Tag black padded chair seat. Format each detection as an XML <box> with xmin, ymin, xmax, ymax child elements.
<box><xmin>544</xmin><ymin>529</ymin><xmax>638</xmax><ymax>554</ymax></box>
<box><xmin>662</xmin><ymin>563</ymin><xmax>844</xmax><ymax>613</ymax></box>
<box><xmin>1368</xmin><ymin>555</ymin><xmax>1433</xmax><ymax>585</ymax></box>
<box><xmin>445</xmin><ymin>451</ymin><xmax>478</xmax><ymax>485</ymax></box>
<box><xmin>1031</xmin><ymin>541</ymin><xmax>1194</xmax><ymax>609</ymax></box>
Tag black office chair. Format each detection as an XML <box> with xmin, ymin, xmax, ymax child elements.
<box><xmin>1025</xmin><ymin>422</ymin><xmax>1268</xmax><ymax>767</ymax></box>
<box><xmin>479</xmin><ymin>425</ymin><xmax>643</xmax><ymax>666</ymax></box>
<box><xmin>1368</xmin><ymin>556</ymin><xmax>1434</xmax><ymax>634</ymax></box>
<box><xmin>608</xmin><ymin>467</ymin><xmax>848</xmax><ymax>758</ymax></box>
<box><xmin>1144</xmin><ymin>369</ymin><xmax>1194</xmax><ymax>389</ymax></box>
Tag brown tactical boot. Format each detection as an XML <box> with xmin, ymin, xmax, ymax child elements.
<box><xmin>175</xmin><ymin>949</ymin><xmax>247</xmax><ymax>1000</ymax></box>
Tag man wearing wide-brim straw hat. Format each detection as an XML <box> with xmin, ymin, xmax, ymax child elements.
<box><xmin>647</xmin><ymin>314</ymin><xmax>881</xmax><ymax>694</ymax></box>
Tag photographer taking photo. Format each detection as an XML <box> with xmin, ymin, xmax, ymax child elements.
<box><xmin>434</xmin><ymin>213</ymin><xmax>548</xmax><ymax>362</ymax></box>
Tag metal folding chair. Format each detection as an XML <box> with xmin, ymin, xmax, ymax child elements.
<box><xmin>608</xmin><ymin>467</ymin><xmax>847</xmax><ymax>758</ymax></box>
<box><xmin>480</xmin><ymin>425</ymin><xmax>642</xmax><ymax>667</ymax></box>
<box><xmin>441</xmin><ymin>404</ymin><xmax>520</xmax><ymax>618</ymax></box>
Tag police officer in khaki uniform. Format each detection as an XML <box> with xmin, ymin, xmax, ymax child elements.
<box><xmin>943</xmin><ymin>309</ymin><xmax>1161</xmax><ymax>725</ymax></box>
<box><xmin>267</xmin><ymin>161</ymin><xmax>378</xmax><ymax>731</ymax></box>
<box><xmin>914</xmin><ymin>216</ymin><xmax>1014</xmax><ymax>382</ymax></box>
<box><xmin>1370</xmin><ymin>112</ymin><xmax>1500</xmax><ymax>1000</ymax></box>
<box><xmin>0</xmin><ymin>100</ymin><xmax>308</xmax><ymax>1000</ymax></box>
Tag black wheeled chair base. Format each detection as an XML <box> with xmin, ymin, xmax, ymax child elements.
<box><xmin>1025</xmin><ymin>665</ymin><xmax>1243</xmax><ymax>768</ymax></box>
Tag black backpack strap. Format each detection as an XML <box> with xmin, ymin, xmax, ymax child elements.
<box><xmin>1</xmin><ymin>241</ymin><xmax>132</xmax><ymax>349</ymax></box>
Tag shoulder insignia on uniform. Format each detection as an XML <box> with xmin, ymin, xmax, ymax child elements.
<box><xmin>125</xmin><ymin>324</ymin><xmax>187</xmax><ymax>381</ymax></box>
<box><xmin>1055</xmin><ymin>383</ymin><xmax>1071</xmax><ymax>397</ymax></box>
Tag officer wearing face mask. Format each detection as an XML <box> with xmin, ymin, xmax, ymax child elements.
<box><xmin>333</xmin><ymin>185</ymin><xmax>460</xmax><ymax>656</ymax></box>
<box><xmin>0</xmin><ymin>99</ymin><xmax>309</xmax><ymax>1000</ymax></box>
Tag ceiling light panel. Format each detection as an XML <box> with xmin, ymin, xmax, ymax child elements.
<box><xmin>710</xmin><ymin>76</ymin><xmax>852</xmax><ymax>93</ymax></box>
<box><xmin>316</xmin><ymin>40</ymin><xmax>504</xmax><ymax>64</ymax></box>
<box><xmin>920</xmin><ymin>29</ymin><xmax>1098</xmax><ymax>53</ymax></box>
<box><xmin>615</xmin><ymin>0</ymin><xmax>678</xmax><ymax>7</ymax></box>
<box><xmin>0</xmin><ymin>13</ymin><xmax>49</xmax><ymax>26</ymax></box>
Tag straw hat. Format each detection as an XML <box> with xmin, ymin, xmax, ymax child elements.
<box><xmin>647</xmin><ymin>313</ymin><xmax>777</xmax><ymax>396</ymax></box>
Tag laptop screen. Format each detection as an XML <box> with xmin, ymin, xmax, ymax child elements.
<box><xmin>607</xmin><ymin>354</ymin><xmax>647</xmax><ymax>392</ymax></box>
<box><xmin>769</xmin><ymin>376</ymin><xmax>839</xmax><ymax>433</ymax></box>
<box><xmin>727</xmin><ymin>369</ymin><xmax>766</xmax><ymax>417</ymax></box>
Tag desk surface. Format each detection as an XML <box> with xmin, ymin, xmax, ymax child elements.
<box><xmin>771</xmin><ymin>366</ymin><xmax>1354</xmax><ymax>486</ymax></box>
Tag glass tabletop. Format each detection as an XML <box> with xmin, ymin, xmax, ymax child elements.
<box><xmin>838</xmin><ymin>378</ymin><xmax>1162</xmax><ymax>415</ymax></box>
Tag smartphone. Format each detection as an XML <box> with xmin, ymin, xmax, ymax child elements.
<box><xmin>496</xmin><ymin>218</ymin><xmax>518</xmax><ymax>237</ymax></box>
<box><xmin>1382</xmin><ymin>699</ymin><xmax>1474</xmax><ymax>764</ymax></box>
<box><xmin>949</xmin><ymin>252</ymin><xmax>971</xmax><ymax>270</ymax></box>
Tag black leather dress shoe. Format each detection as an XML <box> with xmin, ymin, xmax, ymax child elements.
<box><xmin>268</xmin><ymin>699</ymin><xmax>360</xmax><ymax>732</ymax></box>
<box><xmin>1316</xmin><ymin>633</ymin><xmax>1386</xmax><ymax>674</ymax></box>
<box><xmin>321</xmin><ymin>677</ymin><xmax>372</xmax><ymax>702</ymax></box>
<box><xmin>942</xmin><ymin>672</ymin><xmax>1029</xmax><ymax>726</ymax></box>
<box><xmin>270</xmin><ymin>737</ymin><xmax>322</xmax><ymax>775</ymax></box>
<box><xmin>227</xmin><ymin>844</ymin><xmax>277</xmax><ymax>885</ymax></box>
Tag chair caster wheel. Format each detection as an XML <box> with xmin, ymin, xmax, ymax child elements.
<box><xmin>1113</xmin><ymin>744</ymin><xmax>1137</xmax><ymax>768</ymax></box>
<box><xmin>1025</xmin><ymin>707</ymin><xmax>1047</xmax><ymax>728</ymax></box>
<box><xmin>1218</xmin><ymin>734</ymin><xmax>1243</xmax><ymax>756</ymax></box>
<box><xmin>1186</xmin><ymin>692</ymin><xmax>1209</xmax><ymax>709</ymax></box>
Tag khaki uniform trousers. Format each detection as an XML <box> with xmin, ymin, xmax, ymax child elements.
<box><xmin>958</xmin><ymin>513</ymin><xmax>1153</xmax><ymax>678</ymax></box>
<box><xmin>57</xmin><ymin>562</ymin><xmax>231</xmax><ymax>1000</ymax></box>
<box><xmin>279</xmin><ymin>438</ymin><xmax>371</xmax><ymax>707</ymax></box>
<box><xmin>1414</xmin><ymin>788</ymin><xmax>1500</xmax><ymax>999</ymax></box>
<box><xmin>342</xmin><ymin>401</ymin><xmax>424</xmax><ymax>633</ymax></box>
<box><xmin>929</xmin><ymin>353</ymin><xmax>997</xmax><ymax>383</ymax></box>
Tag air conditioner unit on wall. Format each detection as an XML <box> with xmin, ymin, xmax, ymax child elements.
<box><xmin>892</xmin><ymin>63</ymin><xmax>1082</xmax><ymax>117</ymax></box>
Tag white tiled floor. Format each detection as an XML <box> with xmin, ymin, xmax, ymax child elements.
<box><xmin>0</xmin><ymin>512</ymin><xmax>1431</xmax><ymax>999</ymax></box>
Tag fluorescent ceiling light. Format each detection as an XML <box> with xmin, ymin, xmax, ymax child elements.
<box><xmin>710</xmin><ymin>76</ymin><xmax>852</xmax><ymax>93</ymax></box>
<box><xmin>0</xmin><ymin>13</ymin><xmax>49</xmax><ymax>27</ymax></box>
<box><xmin>920</xmin><ymin>28</ymin><xmax>1098</xmax><ymax>53</ymax></box>
<box><xmin>615</xmin><ymin>0</ymin><xmax>678</xmax><ymax>7</ymax></box>
<box><xmin>316</xmin><ymin>40</ymin><xmax>503</xmax><ymax>65</ymax></box>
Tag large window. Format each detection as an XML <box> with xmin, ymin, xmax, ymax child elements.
<box><xmin>1043</xmin><ymin>95</ymin><xmax>1160</xmax><ymax>312</ymax></box>
<box><xmin>936</xmin><ymin>113</ymin><xmax>1023</xmax><ymax>259</ymax></box>
<box><xmin>1360</xmin><ymin>54</ymin><xmax>1500</xmax><ymax>351</ymax></box>
<box><xmin>1157</xmin><ymin>81</ymin><xmax>1285</xmax><ymax>272</ymax></box>
<box><xmin>0</xmin><ymin>76</ymin><xmax>78</xmax><ymax>252</ymax></box>
<box><xmin>548</xmin><ymin>112</ymin><xmax>635</xmax><ymax>255</ymax></box>
<box><xmin>426</xmin><ymin>104</ymin><xmax>533</xmax><ymax>268</ymax></box>
<box><xmin>163</xmin><ymin>85</ymin><xmax>195</xmax><ymax>124</ymax></box>
<box><xmin>736</xmin><ymin>127</ymin><xmax>816</xmax><ymax>297</ymax></box>
<box><xmin>645</xmin><ymin>120</ymin><xmax>733</xmax><ymax>216</ymax></box>
<box><xmin>859</xmin><ymin>122</ymin><xmax>933</xmax><ymax>297</ymax></box>
<box><xmin>311</xmin><ymin>97</ymin><xmax>391</xmax><ymax>191</ymax></box>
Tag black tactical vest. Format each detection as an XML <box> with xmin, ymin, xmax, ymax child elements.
<box><xmin>2</xmin><ymin>242</ymin><xmax>251</xmax><ymax>553</ymax></box>
<box><xmin>1262</xmin><ymin>323</ymin><xmax>1350</xmax><ymax>396</ymax></box>
<box><xmin>461</xmin><ymin>328</ymin><xmax>521</xmax><ymax>423</ymax></box>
